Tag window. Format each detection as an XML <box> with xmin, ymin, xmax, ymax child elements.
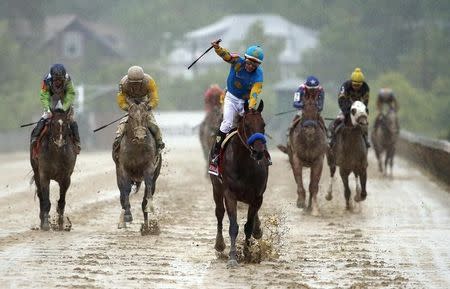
<box><xmin>63</xmin><ymin>31</ymin><xmax>83</xmax><ymax>58</ymax></box>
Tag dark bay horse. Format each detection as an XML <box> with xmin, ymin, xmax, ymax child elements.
<box><xmin>371</xmin><ymin>108</ymin><xmax>399</xmax><ymax>176</ymax></box>
<box><xmin>30</xmin><ymin>109</ymin><xmax>77</xmax><ymax>230</ymax></box>
<box><xmin>282</xmin><ymin>95</ymin><xmax>327</xmax><ymax>215</ymax></box>
<box><xmin>199</xmin><ymin>105</ymin><xmax>223</xmax><ymax>173</ymax></box>
<box><xmin>113</xmin><ymin>102</ymin><xmax>162</xmax><ymax>235</ymax></box>
<box><xmin>210</xmin><ymin>100</ymin><xmax>269</xmax><ymax>268</ymax></box>
<box><xmin>326</xmin><ymin>101</ymin><xmax>368</xmax><ymax>210</ymax></box>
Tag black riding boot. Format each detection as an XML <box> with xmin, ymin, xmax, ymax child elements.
<box><xmin>363</xmin><ymin>132</ymin><xmax>371</xmax><ymax>148</ymax></box>
<box><xmin>208</xmin><ymin>130</ymin><xmax>226</xmax><ymax>176</ymax></box>
<box><xmin>30</xmin><ymin>118</ymin><xmax>46</xmax><ymax>144</ymax></box>
<box><xmin>70</xmin><ymin>121</ymin><xmax>81</xmax><ymax>154</ymax></box>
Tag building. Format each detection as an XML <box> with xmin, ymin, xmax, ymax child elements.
<box><xmin>37</xmin><ymin>14</ymin><xmax>125</xmax><ymax>67</ymax></box>
<box><xmin>168</xmin><ymin>14</ymin><xmax>317</xmax><ymax>79</ymax></box>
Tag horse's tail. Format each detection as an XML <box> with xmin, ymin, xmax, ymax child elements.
<box><xmin>277</xmin><ymin>144</ymin><xmax>288</xmax><ymax>154</ymax></box>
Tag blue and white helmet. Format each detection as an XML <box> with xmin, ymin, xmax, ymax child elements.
<box><xmin>245</xmin><ymin>45</ymin><xmax>264</xmax><ymax>63</ymax></box>
<box><xmin>305</xmin><ymin>76</ymin><xmax>320</xmax><ymax>88</ymax></box>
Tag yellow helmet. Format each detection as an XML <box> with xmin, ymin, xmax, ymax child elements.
<box><xmin>351</xmin><ymin>67</ymin><xmax>365</xmax><ymax>83</ymax></box>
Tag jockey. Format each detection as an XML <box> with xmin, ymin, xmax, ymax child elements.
<box><xmin>330</xmin><ymin>67</ymin><xmax>371</xmax><ymax>148</ymax></box>
<box><xmin>114</xmin><ymin>65</ymin><xmax>165</xmax><ymax>153</ymax></box>
<box><xmin>204</xmin><ymin>84</ymin><xmax>224</xmax><ymax>113</ymax></box>
<box><xmin>374</xmin><ymin>88</ymin><xmax>399</xmax><ymax>130</ymax></box>
<box><xmin>293</xmin><ymin>76</ymin><xmax>324</xmax><ymax>119</ymax></box>
<box><xmin>31</xmin><ymin>64</ymin><xmax>81</xmax><ymax>154</ymax></box>
<box><xmin>208</xmin><ymin>39</ymin><xmax>264</xmax><ymax>175</ymax></box>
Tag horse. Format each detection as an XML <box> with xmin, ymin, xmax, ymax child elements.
<box><xmin>282</xmin><ymin>95</ymin><xmax>327</xmax><ymax>215</ymax></box>
<box><xmin>210</xmin><ymin>100</ymin><xmax>269</xmax><ymax>268</ymax></box>
<box><xmin>199</xmin><ymin>105</ymin><xmax>223</xmax><ymax>173</ymax></box>
<box><xmin>371</xmin><ymin>108</ymin><xmax>399</xmax><ymax>177</ymax></box>
<box><xmin>113</xmin><ymin>101</ymin><xmax>162</xmax><ymax>235</ymax></box>
<box><xmin>326</xmin><ymin>101</ymin><xmax>369</xmax><ymax>210</ymax></box>
<box><xmin>30</xmin><ymin>108</ymin><xmax>77</xmax><ymax>231</ymax></box>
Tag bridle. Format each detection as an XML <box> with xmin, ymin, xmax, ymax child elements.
<box><xmin>237</xmin><ymin>110</ymin><xmax>265</xmax><ymax>159</ymax></box>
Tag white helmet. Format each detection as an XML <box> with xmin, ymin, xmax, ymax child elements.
<box><xmin>127</xmin><ymin>66</ymin><xmax>144</xmax><ymax>82</ymax></box>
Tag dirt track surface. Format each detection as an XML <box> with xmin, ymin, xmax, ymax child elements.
<box><xmin>0</xmin><ymin>138</ymin><xmax>449</xmax><ymax>289</ymax></box>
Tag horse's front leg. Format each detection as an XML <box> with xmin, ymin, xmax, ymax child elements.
<box><xmin>340</xmin><ymin>168</ymin><xmax>352</xmax><ymax>210</ymax></box>
<box><xmin>292</xmin><ymin>154</ymin><xmax>305</xmax><ymax>208</ymax></box>
<box><xmin>141</xmin><ymin>172</ymin><xmax>159</xmax><ymax>235</ymax></box>
<box><xmin>57</xmin><ymin>177</ymin><xmax>71</xmax><ymax>231</ymax></box>
<box><xmin>359</xmin><ymin>169</ymin><xmax>367</xmax><ymax>201</ymax></box>
<box><xmin>326</xmin><ymin>150</ymin><xmax>336</xmax><ymax>201</ymax></box>
<box><xmin>224</xmin><ymin>194</ymin><xmax>238</xmax><ymax>268</ymax></box>
<box><xmin>213</xmin><ymin>183</ymin><xmax>226</xmax><ymax>252</ymax></box>
<box><xmin>38</xmin><ymin>177</ymin><xmax>51</xmax><ymax>231</ymax></box>
<box><xmin>117</xmin><ymin>170</ymin><xmax>132</xmax><ymax>229</ymax></box>
<box><xmin>309</xmin><ymin>157</ymin><xmax>324</xmax><ymax>216</ymax></box>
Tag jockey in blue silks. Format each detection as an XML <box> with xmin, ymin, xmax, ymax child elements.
<box><xmin>208</xmin><ymin>39</ymin><xmax>264</xmax><ymax>176</ymax></box>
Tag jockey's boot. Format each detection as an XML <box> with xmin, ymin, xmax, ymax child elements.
<box><xmin>30</xmin><ymin>118</ymin><xmax>46</xmax><ymax>146</ymax></box>
<box><xmin>70</xmin><ymin>121</ymin><xmax>81</xmax><ymax>154</ymax></box>
<box><xmin>362</xmin><ymin>132</ymin><xmax>371</xmax><ymax>148</ymax></box>
<box><xmin>156</xmin><ymin>138</ymin><xmax>165</xmax><ymax>154</ymax></box>
<box><xmin>208</xmin><ymin>130</ymin><xmax>226</xmax><ymax>176</ymax></box>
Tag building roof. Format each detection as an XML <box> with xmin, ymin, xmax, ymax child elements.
<box><xmin>169</xmin><ymin>14</ymin><xmax>317</xmax><ymax>66</ymax></box>
<box><xmin>40</xmin><ymin>14</ymin><xmax>124</xmax><ymax>57</ymax></box>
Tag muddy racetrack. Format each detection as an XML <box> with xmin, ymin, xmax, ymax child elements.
<box><xmin>0</xmin><ymin>137</ymin><xmax>449</xmax><ymax>288</ymax></box>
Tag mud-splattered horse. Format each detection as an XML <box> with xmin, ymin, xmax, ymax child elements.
<box><xmin>113</xmin><ymin>102</ymin><xmax>162</xmax><ymax>235</ymax></box>
<box><xmin>326</xmin><ymin>101</ymin><xmax>369</xmax><ymax>210</ymax></box>
<box><xmin>30</xmin><ymin>109</ymin><xmax>77</xmax><ymax>230</ymax></box>
<box><xmin>210</xmin><ymin>100</ymin><xmax>270</xmax><ymax>267</ymax></box>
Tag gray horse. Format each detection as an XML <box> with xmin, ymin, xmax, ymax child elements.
<box><xmin>371</xmin><ymin>108</ymin><xmax>399</xmax><ymax>177</ymax></box>
<box><xmin>326</xmin><ymin>101</ymin><xmax>368</xmax><ymax>210</ymax></box>
<box><xmin>113</xmin><ymin>102</ymin><xmax>162</xmax><ymax>235</ymax></box>
<box><xmin>199</xmin><ymin>105</ymin><xmax>222</xmax><ymax>174</ymax></box>
<box><xmin>30</xmin><ymin>109</ymin><xmax>77</xmax><ymax>231</ymax></box>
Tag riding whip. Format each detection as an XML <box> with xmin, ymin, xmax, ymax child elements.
<box><xmin>187</xmin><ymin>39</ymin><xmax>222</xmax><ymax>69</ymax></box>
<box><xmin>93</xmin><ymin>114</ymin><xmax>129</xmax><ymax>133</ymax></box>
<box><xmin>20</xmin><ymin>121</ymin><xmax>39</xmax><ymax>128</ymax></box>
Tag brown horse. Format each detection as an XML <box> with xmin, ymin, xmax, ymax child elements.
<box><xmin>199</xmin><ymin>105</ymin><xmax>223</xmax><ymax>173</ymax></box>
<box><xmin>326</xmin><ymin>101</ymin><xmax>368</xmax><ymax>210</ymax></box>
<box><xmin>371</xmin><ymin>108</ymin><xmax>399</xmax><ymax>177</ymax></box>
<box><xmin>281</xmin><ymin>96</ymin><xmax>327</xmax><ymax>215</ymax></box>
<box><xmin>113</xmin><ymin>102</ymin><xmax>162</xmax><ymax>235</ymax></box>
<box><xmin>30</xmin><ymin>109</ymin><xmax>77</xmax><ymax>230</ymax></box>
<box><xmin>211</xmin><ymin>100</ymin><xmax>269</xmax><ymax>268</ymax></box>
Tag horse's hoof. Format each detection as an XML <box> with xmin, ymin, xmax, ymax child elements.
<box><xmin>41</xmin><ymin>222</ymin><xmax>50</xmax><ymax>231</ymax></box>
<box><xmin>311</xmin><ymin>208</ymin><xmax>320</xmax><ymax>217</ymax></box>
<box><xmin>325</xmin><ymin>194</ymin><xmax>332</xmax><ymax>201</ymax></box>
<box><xmin>124</xmin><ymin>214</ymin><xmax>133</xmax><ymax>223</ymax></box>
<box><xmin>296</xmin><ymin>199</ymin><xmax>305</xmax><ymax>208</ymax></box>
<box><xmin>354</xmin><ymin>195</ymin><xmax>361</xmax><ymax>202</ymax></box>
<box><xmin>140</xmin><ymin>220</ymin><xmax>160</xmax><ymax>236</ymax></box>
<box><xmin>215</xmin><ymin>237</ymin><xmax>226</xmax><ymax>252</ymax></box>
<box><xmin>118</xmin><ymin>222</ymin><xmax>126</xmax><ymax>229</ymax></box>
<box><xmin>226</xmin><ymin>259</ymin><xmax>238</xmax><ymax>268</ymax></box>
<box><xmin>360</xmin><ymin>192</ymin><xmax>367</xmax><ymax>201</ymax></box>
<box><xmin>252</xmin><ymin>228</ymin><xmax>263</xmax><ymax>240</ymax></box>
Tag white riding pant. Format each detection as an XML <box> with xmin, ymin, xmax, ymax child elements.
<box><xmin>219</xmin><ymin>91</ymin><xmax>245</xmax><ymax>133</ymax></box>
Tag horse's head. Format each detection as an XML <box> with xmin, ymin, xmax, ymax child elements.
<box><xmin>49</xmin><ymin>109</ymin><xmax>71</xmax><ymax>149</ymax></box>
<box><xmin>126</xmin><ymin>101</ymin><xmax>150</xmax><ymax>144</ymax></box>
<box><xmin>240</xmin><ymin>100</ymin><xmax>267</xmax><ymax>160</ymax></box>
<box><xmin>350</xmin><ymin>101</ymin><xmax>368</xmax><ymax>128</ymax></box>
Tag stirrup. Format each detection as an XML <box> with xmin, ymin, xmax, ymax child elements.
<box><xmin>208</xmin><ymin>163</ymin><xmax>219</xmax><ymax>176</ymax></box>
<box><xmin>74</xmin><ymin>143</ymin><xmax>81</xmax><ymax>154</ymax></box>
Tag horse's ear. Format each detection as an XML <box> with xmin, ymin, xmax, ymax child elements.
<box><xmin>257</xmin><ymin>99</ymin><xmax>264</xmax><ymax>112</ymax></box>
<box><xmin>244</xmin><ymin>101</ymin><xmax>249</xmax><ymax>112</ymax></box>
